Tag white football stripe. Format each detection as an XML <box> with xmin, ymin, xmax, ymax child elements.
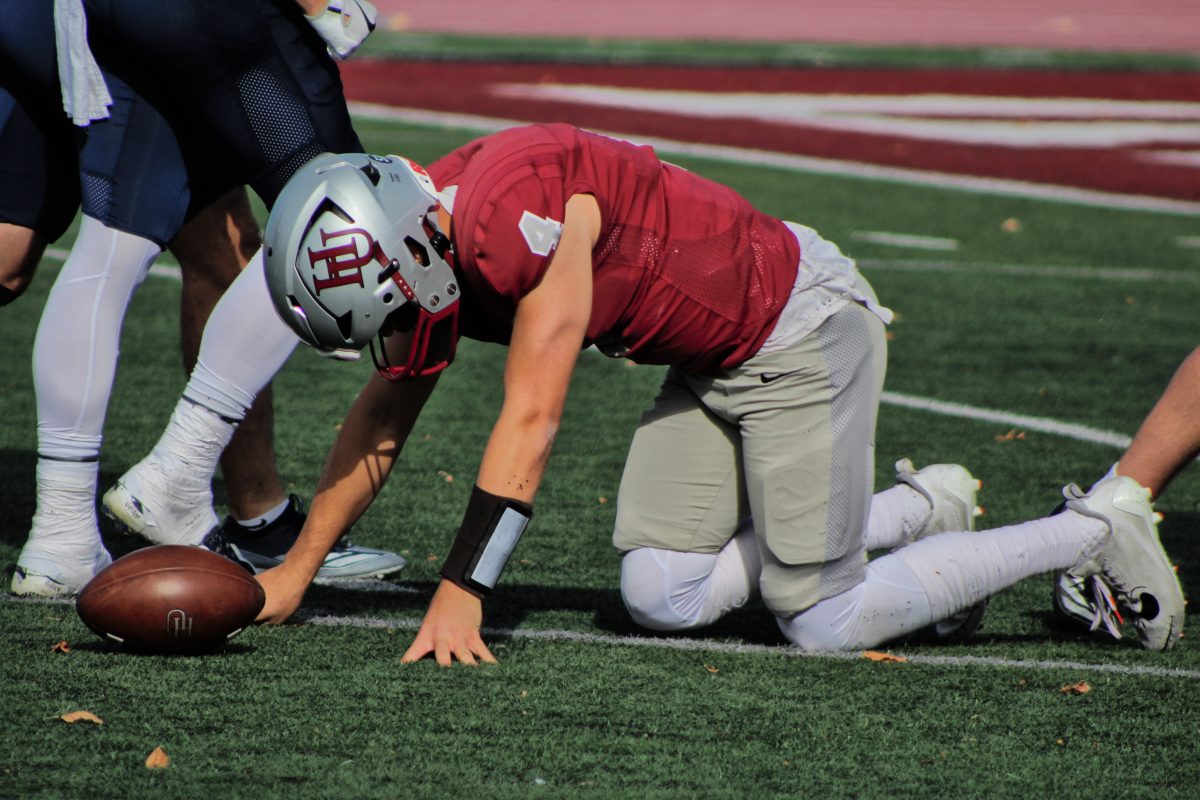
<box><xmin>492</xmin><ymin>85</ymin><xmax>1200</xmax><ymax>147</ymax></box>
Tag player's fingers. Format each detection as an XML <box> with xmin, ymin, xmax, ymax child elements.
<box><xmin>400</xmin><ymin>631</ymin><xmax>432</xmax><ymax>663</ymax></box>
<box><xmin>434</xmin><ymin>640</ymin><xmax>453</xmax><ymax>667</ymax></box>
<box><xmin>454</xmin><ymin>646</ymin><xmax>478</xmax><ymax>666</ymax></box>
<box><xmin>469</xmin><ymin>634</ymin><xmax>498</xmax><ymax>663</ymax></box>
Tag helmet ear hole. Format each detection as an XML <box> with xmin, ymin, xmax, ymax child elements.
<box><xmin>335</xmin><ymin>310</ymin><xmax>354</xmax><ymax>341</ymax></box>
<box><xmin>404</xmin><ymin>236</ymin><xmax>430</xmax><ymax>267</ymax></box>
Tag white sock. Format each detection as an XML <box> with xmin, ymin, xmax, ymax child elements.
<box><xmin>863</xmin><ymin>484</ymin><xmax>931</xmax><ymax>550</ymax></box>
<box><xmin>28</xmin><ymin>459</ymin><xmax>101</xmax><ymax>547</ymax></box>
<box><xmin>621</xmin><ymin>521</ymin><xmax>761</xmax><ymax>630</ymax></box>
<box><xmin>147</xmin><ymin>399</ymin><xmax>237</xmax><ymax>489</ymax></box>
<box><xmin>780</xmin><ymin>510</ymin><xmax>1109</xmax><ymax>650</ymax></box>
<box><xmin>233</xmin><ymin>496</ymin><xmax>291</xmax><ymax>529</ymax></box>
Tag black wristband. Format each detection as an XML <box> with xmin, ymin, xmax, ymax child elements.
<box><xmin>440</xmin><ymin>485</ymin><xmax>533</xmax><ymax>597</ymax></box>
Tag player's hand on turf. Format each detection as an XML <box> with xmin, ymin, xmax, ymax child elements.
<box><xmin>401</xmin><ymin>579</ymin><xmax>497</xmax><ymax>666</ymax></box>
<box><xmin>305</xmin><ymin>0</ymin><xmax>378</xmax><ymax>60</ymax></box>
<box><xmin>255</xmin><ymin>564</ymin><xmax>309</xmax><ymax>624</ymax></box>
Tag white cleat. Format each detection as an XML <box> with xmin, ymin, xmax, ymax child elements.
<box><xmin>102</xmin><ymin>455</ymin><xmax>218</xmax><ymax>546</ymax></box>
<box><xmin>895</xmin><ymin>458</ymin><xmax>985</xmax><ymax>542</ymax></box>
<box><xmin>12</xmin><ymin>533</ymin><xmax>112</xmax><ymax>598</ymax></box>
<box><xmin>1064</xmin><ymin>476</ymin><xmax>1185</xmax><ymax>651</ymax></box>
<box><xmin>895</xmin><ymin>458</ymin><xmax>987</xmax><ymax>641</ymax></box>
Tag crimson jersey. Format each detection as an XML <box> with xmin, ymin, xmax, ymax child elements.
<box><xmin>428</xmin><ymin>124</ymin><xmax>800</xmax><ymax>372</ymax></box>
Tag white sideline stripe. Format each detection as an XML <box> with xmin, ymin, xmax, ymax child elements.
<box><xmin>881</xmin><ymin>391</ymin><xmax>1132</xmax><ymax>450</ymax></box>
<box><xmin>302</xmin><ymin>611</ymin><xmax>1200</xmax><ymax>680</ymax></box>
<box><xmin>348</xmin><ymin>102</ymin><xmax>1200</xmax><ymax>216</ymax></box>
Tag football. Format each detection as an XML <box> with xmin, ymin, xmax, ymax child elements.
<box><xmin>76</xmin><ymin>545</ymin><xmax>265</xmax><ymax>654</ymax></box>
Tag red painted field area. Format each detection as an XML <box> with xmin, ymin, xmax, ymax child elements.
<box><xmin>373</xmin><ymin>0</ymin><xmax>1200</xmax><ymax>53</ymax></box>
<box><xmin>342</xmin><ymin>60</ymin><xmax>1200</xmax><ymax>201</ymax></box>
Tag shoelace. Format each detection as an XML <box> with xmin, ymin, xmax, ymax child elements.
<box><xmin>1086</xmin><ymin>574</ymin><xmax>1125</xmax><ymax>639</ymax></box>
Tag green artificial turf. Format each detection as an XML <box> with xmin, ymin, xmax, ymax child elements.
<box><xmin>3</xmin><ymin>111</ymin><xmax>1200</xmax><ymax>800</ymax></box>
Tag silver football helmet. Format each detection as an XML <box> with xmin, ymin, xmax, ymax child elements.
<box><xmin>264</xmin><ymin>152</ymin><xmax>460</xmax><ymax>380</ymax></box>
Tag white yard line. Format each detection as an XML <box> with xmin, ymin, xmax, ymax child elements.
<box><xmin>7</xmin><ymin>595</ymin><xmax>1193</xmax><ymax>679</ymax></box>
<box><xmin>851</xmin><ymin>231</ymin><xmax>960</xmax><ymax>251</ymax></box>
<box><xmin>880</xmin><ymin>391</ymin><xmax>1131</xmax><ymax>449</ymax></box>
<box><xmin>300</xmin><ymin>610</ymin><xmax>1200</xmax><ymax>680</ymax></box>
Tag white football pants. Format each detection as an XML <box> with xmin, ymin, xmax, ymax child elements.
<box><xmin>621</xmin><ymin>502</ymin><xmax>1107</xmax><ymax>651</ymax></box>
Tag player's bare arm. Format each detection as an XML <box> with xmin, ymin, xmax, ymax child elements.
<box><xmin>257</xmin><ymin>369</ymin><xmax>439</xmax><ymax>623</ymax></box>
<box><xmin>401</xmin><ymin>194</ymin><xmax>601</xmax><ymax>666</ymax></box>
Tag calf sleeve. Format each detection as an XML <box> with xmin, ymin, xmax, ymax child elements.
<box><xmin>34</xmin><ymin>216</ymin><xmax>159</xmax><ymax>461</ymax></box>
<box><xmin>182</xmin><ymin>246</ymin><xmax>297</xmax><ymax>421</ymax></box>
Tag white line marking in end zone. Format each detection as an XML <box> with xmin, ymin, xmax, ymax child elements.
<box><xmin>300</xmin><ymin>611</ymin><xmax>1200</xmax><ymax>680</ymax></box>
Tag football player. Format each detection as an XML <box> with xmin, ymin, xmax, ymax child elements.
<box><xmin>248</xmin><ymin>126</ymin><xmax>1184</xmax><ymax>661</ymax></box>
<box><xmin>1053</xmin><ymin>346</ymin><xmax>1200</xmax><ymax>638</ymax></box>
<box><xmin>6</xmin><ymin>0</ymin><xmax>402</xmax><ymax>597</ymax></box>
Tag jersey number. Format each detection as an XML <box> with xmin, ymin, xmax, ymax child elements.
<box><xmin>519</xmin><ymin>210</ymin><xmax>563</xmax><ymax>256</ymax></box>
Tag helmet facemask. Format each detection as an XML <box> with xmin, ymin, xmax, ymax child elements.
<box><xmin>369</xmin><ymin>218</ymin><xmax>460</xmax><ymax>381</ymax></box>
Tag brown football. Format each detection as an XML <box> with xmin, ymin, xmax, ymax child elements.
<box><xmin>76</xmin><ymin>545</ymin><xmax>264</xmax><ymax>654</ymax></box>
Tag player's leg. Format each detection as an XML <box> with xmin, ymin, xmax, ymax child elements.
<box><xmin>0</xmin><ymin>81</ymin><xmax>79</xmax><ymax>305</ymax></box>
<box><xmin>1113</xmin><ymin>345</ymin><xmax>1200</xmax><ymax>497</ymax></box>
<box><xmin>616</xmin><ymin>370</ymin><xmax>760</xmax><ymax>630</ymax></box>
<box><xmin>169</xmin><ymin>185</ymin><xmax>289</xmax><ymax>522</ymax></box>
<box><xmin>14</xmin><ymin>215</ymin><xmax>160</xmax><ymax>595</ymax></box>
<box><xmin>0</xmin><ymin>223</ymin><xmax>45</xmax><ymax>305</ymax></box>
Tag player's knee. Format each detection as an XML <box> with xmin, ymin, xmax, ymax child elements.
<box><xmin>0</xmin><ymin>223</ymin><xmax>46</xmax><ymax>304</ymax></box>
<box><xmin>620</xmin><ymin>548</ymin><xmax>702</xmax><ymax>631</ymax></box>
<box><xmin>774</xmin><ymin>582</ymin><xmax>872</xmax><ymax>651</ymax></box>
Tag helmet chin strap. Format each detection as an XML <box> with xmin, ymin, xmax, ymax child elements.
<box><xmin>369</xmin><ymin>302</ymin><xmax>460</xmax><ymax>381</ymax></box>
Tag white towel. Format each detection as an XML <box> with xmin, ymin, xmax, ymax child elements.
<box><xmin>53</xmin><ymin>0</ymin><xmax>112</xmax><ymax>125</ymax></box>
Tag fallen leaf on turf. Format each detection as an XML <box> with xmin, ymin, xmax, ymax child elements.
<box><xmin>704</xmin><ymin>664</ymin><xmax>720</xmax><ymax>673</ymax></box>
<box><xmin>145</xmin><ymin>747</ymin><xmax>170</xmax><ymax>769</ymax></box>
<box><xmin>995</xmin><ymin>428</ymin><xmax>1027</xmax><ymax>442</ymax></box>
<box><xmin>1060</xmin><ymin>681</ymin><xmax>1091</xmax><ymax>695</ymax></box>
<box><xmin>60</xmin><ymin>711</ymin><xmax>103</xmax><ymax>725</ymax></box>
<box><xmin>51</xmin><ymin>640</ymin><xmax>71</xmax><ymax>654</ymax></box>
<box><xmin>862</xmin><ymin>651</ymin><xmax>907</xmax><ymax>663</ymax></box>
<box><xmin>144</xmin><ymin>748</ymin><xmax>170</xmax><ymax>767</ymax></box>
<box><xmin>1001</xmin><ymin>218</ymin><xmax>1022</xmax><ymax>233</ymax></box>
<box><xmin>598</xmin><ymin>496</ymin><xmax>608</xmax><ymax>504</ymax></box>
<box><xmin>437</xmin><ymin>470</ymin><xmax>454</xmax><ymax>483</ymax></box>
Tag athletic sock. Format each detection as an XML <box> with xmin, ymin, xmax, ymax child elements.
<box><xmin>27</xmin><ymin>458</ymin><xmax>101</xmax><ymax>548</ymax></box>
<box><xmin>863</xmin><ymin>484</ymin><xmax>931</xmax><ymax>550</ymax></box>
<box><xmin>233</xmin><ymin>496</ymin><xmax>291</xmax><ymax>529</ymax></box>
<box><xmin>885</xmin><ymin>510</ymin><xmax>1108</xmax><ymax>624</ymax></box>
<box><xmin>780</xmin><ymin>510</ymin><xmax>1108</xmax><ymax>650</ymax></box>
<box><xmin>147</xmin><ymin>398</ymin><xmax>238</xmax><ymax>487</ymax></box>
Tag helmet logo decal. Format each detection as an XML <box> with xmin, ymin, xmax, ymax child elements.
<box><xmin>308</xmin><ymin>227</ymin><xmax>377</xmax><ymax>294</ymax></box>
